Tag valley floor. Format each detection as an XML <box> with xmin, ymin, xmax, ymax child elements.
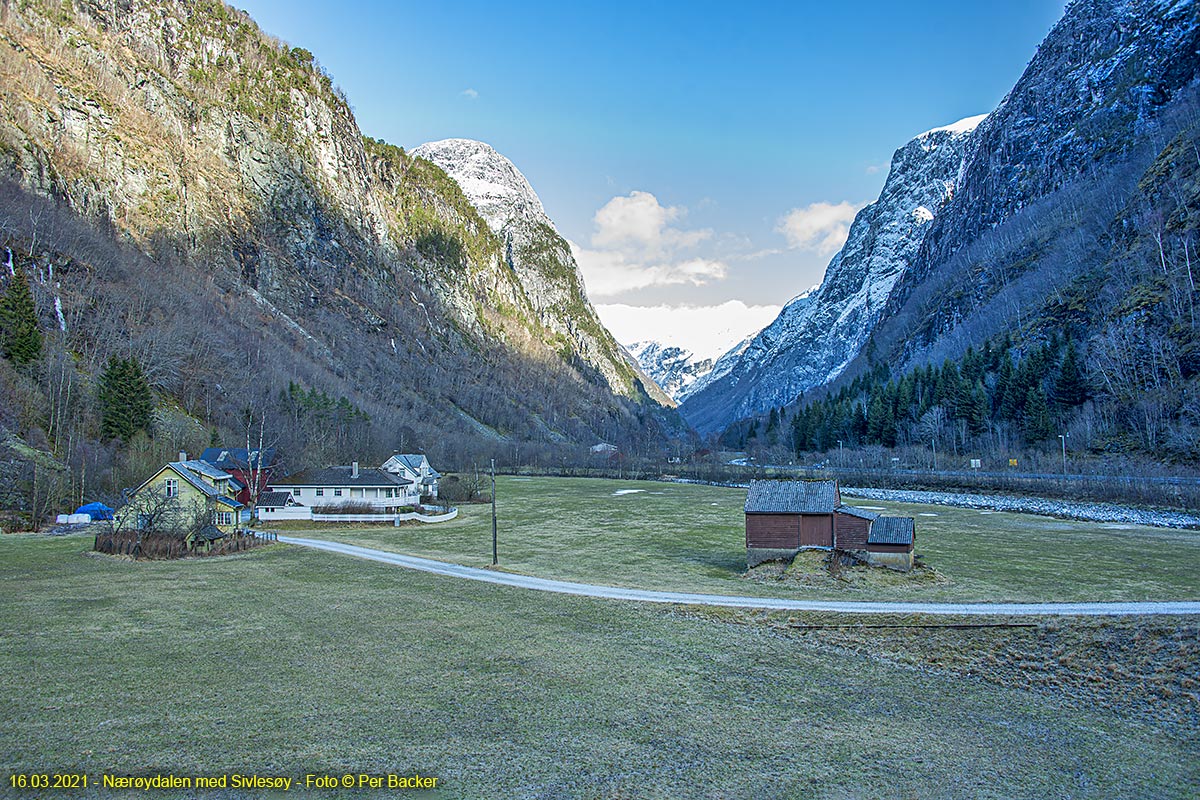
<box><xmin>1</xmin><ymin>534</ymin><xmax>1197</xmax><ymax>799</ymax></box>
<box><xmin>285</xmin><ymin>477</ymin><xmax>1200</xmax><ymax>604</ymax></box>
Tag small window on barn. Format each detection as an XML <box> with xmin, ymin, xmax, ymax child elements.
<box><xmin>316</xmin><ymin>488</ymin><xmax>324</xmax><ymax>497</ymax></box>
<box><xmin>293</xmin><ymin>489</ymin><xmax>302</xmax><ymax>497</ymax></box>
<box><xmin>334</xmin><ymin>488</ymin><xmax>343</xmax><ymax>497</ymax></box>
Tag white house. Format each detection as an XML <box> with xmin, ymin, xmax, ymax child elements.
<box><xmin>254</xmin><ymin>490</ymin><xmax>309</xmax><ymax>522</ymax></box>
<box><xmin>268</xmin><ymin>462</ymin><xmax>418</xmax><ymax>510</ymax></box>
<box><xmin>381</xmin><ymin>454</ymin><xmax>440</xmax><ymax>499</ymax></box>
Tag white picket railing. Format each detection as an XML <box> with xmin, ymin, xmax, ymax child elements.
<box><xmin>262</xmin><ymin>506</ymin><xmax>459</xmax><ymax>524</ymax></box>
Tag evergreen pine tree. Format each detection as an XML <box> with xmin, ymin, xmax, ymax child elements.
<box><xmin>1055</xmin><ymin>341</ymin><xmax>1089</xmax><ymax>408</ymax></box>
<box><xmin>867</xmin><ymin>393</ymin><xmax>886</xmax><ymax>444</ymax></box>
<box><xmin>0</xmin><ymin>269</ymin><xmax>42</xmax><ymax>365</ymax></box>
<box><xmin>997</xmin><ymin>355</ymin><xmax>1021</xmax><ymax>421</ymax></box>
<box><xmin>851</xmin><ymin>402</ymin><xmax>868</xmax><ymax>442</ymax></box>
<box><xmin>99</xmin><ymin>356</ymin><xmax>154</xmax><ymax>442</ymax></box>
<box><xmin>1022</xmin><ymin>385</ymin><xmax>1054</xmax><ymax>443</ymax></box>
<box><xmin>968</xmin><ymin>380</ymin><xmax>989</xmax><ymax>436</ymax></box>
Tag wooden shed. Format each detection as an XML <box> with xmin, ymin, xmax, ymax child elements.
<box><xmin>743</xmin><ymin>479</ymin><xmax>916</xmax><ymax>570</ymax></box>
<box><xmin>866</xmin><ymin>516</ymin><xmax>916</xmax><ymax>571</ymax></box>
<box><xmin>744</xmin><ymin>480</ymin><xmax>839</xmax><ymax>566</ymax></box>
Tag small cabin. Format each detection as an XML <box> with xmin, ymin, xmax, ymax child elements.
<box><xmin>744</xmin><ymin>479</ymin><xmax>915</xmax><ymax>570</ymax></box>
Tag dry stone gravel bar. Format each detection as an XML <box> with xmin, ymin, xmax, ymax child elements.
<box><xmin>842</xmin><ymin>487</ymin><xmax>1200</xmax><ymax>530</ymax></box>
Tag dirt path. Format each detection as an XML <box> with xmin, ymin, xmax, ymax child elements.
<box><xmin>278</xmin><ymin>536</ymin><xmax>1200</xmax><ymax>616</ymax></box>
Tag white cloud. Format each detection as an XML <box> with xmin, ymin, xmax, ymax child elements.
<box><xmin>595</xmin><ymin>301</ymin><xmax>781</xmax><ymax>363</ymax></box>
<box><xmin>776</xmin><ymin>201</ymin><xmax>861</xmax><ymax>256</ymax></box>
<box><xmin>460</xmin><ymin>88</ymin><xmax>479</xmax><ymax>99</ymax></box>
<box><xmin>570</xmin><ymin>240</ymin><xmax>726</xmax><ymax>298</ymax></box>
<box><xmin>570</xmin><ymin>190</ymin><xmax>721</xmax><ymax>300</ymax></box>
<box><xmin>591</xmin><ymin>190</ymin><xmax>711</xmax><ymax>257</ymax></box>
<box><xmin>865</xmin><ymin>163</ymin><xmax>886</xmax><ymax>175</ymax></box>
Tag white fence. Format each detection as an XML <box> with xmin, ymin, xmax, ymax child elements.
<box><xmin>395</xmin><ymin>507</ymin><xmax>458</xmax><ymax>524</ymax></box>
<box><xmin>257</xmin><ymin>507</ymin><xmax>313</xmax><ymax>521</ymax></box>
<box><xmin>260</xmin><ymin>506</ymin><xmax>458</xmax><ymax>524</ymax></box>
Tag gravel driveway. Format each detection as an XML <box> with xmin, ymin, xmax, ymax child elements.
<box><xmin>279</xmin><ymin>536</ymin><xmax>1200</xmax><ymax>616</ymax></box>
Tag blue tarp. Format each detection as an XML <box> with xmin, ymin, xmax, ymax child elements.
<box><xmin>74</xmin><ymin>502</ymin><xmax>114</xmax><ymax>521</ymax></box>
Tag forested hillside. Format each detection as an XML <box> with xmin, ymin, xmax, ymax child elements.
<box><xmin>719</xmin><ymin>0</ymin><xmax>1200</xmax><ymax>468</ymax></box>
<box><xmin>726</xmin><ymin>104</ymin><xmax>1200</xmax><ymax>467</ymax></box>
<box><xmin>0</xmin><ymin>0</ymin><xmax>675</xmax><ymax>526</ymax></box>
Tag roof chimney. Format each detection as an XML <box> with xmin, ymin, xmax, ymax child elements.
<box><xmin>179</xmin><ymin>451</ymin><xmax>187</xmax><ymax>462</ymax></box>
<box><xmin>352</xmin><ymin>461</ymin><xmax>359</xmax><ymax>478</ymax></box>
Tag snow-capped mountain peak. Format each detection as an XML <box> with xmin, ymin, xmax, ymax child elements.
<box><xmin>411</xmin><ymin>138</ymin><xmax>550</xmax><ymax>235</ymax></box>
<box><xmin>677</xmin><ymin>118</ymin><xmax>982</xmax><ymax>433</ymax></box>
<box><xmin>625</xmin><ymin>341</ymin><xmax>714</xmax><ymax>403</ymax></box>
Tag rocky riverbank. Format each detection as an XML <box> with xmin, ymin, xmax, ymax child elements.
<box><xmin>842</xmin><ymin>487</ymin><xmax>1200</xmax><ymax>530</ymax></box>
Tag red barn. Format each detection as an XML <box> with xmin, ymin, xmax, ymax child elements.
<box><xmin>200</xmin><ymin>448</ymin><xmax>282</xmax><ymax>505</ymax></box>
<box><xmin>744</xmin><ymin>479</ymin><xmax>915</xmax><ymax>570</ymax></box>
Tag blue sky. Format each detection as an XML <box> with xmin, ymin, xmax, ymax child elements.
<box><xmin>234</xmin><ymin>0</ymin><xmax>1067</xmax><ymax>357</ymax></box>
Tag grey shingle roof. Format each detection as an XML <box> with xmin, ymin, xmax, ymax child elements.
<box><xmin>193</xmin><ymin>524</ymin><xmax>227</xmax><ymax>541</ymax></box>
<box><xmin>257</xmin><ymin>491</ymin><xmax>296</xmax><ymax>508</ymax></box>
<box><xmin>836</xmin><ymin>504</ymin><xmax>880</xmax><ymax>521</ymax></box>
<box><xmin>201</xmin><ymin>448</ymin><xmax>277</xmax><ymax>470</ymax></box>
<box><xmin>181</xmin><ymin>459</ymin><xmax>232</xmax><ymax>482</ymax></box>
<box><xmin>166</xmin><ymin>462</ymin><xmax>244</xmax><ymax>509</ymax></box>
<box><xmin>745</xmin><ymin>480</ymin><xmax>839</xmax><ymax>514</ymax></box>
<box><xmin>869</xmin><ymin>516</ymin><xmax>915</xmax><ymax>545</ymax></box>
<box><xmin>386</xmin><ymin>454</ymin><xmax>441</xmax><ymax>478</ymax></box>
<box><xmin>272</xmin><ymin>467</ymin><xmax>413</xmax><ymax>488</ymax></box>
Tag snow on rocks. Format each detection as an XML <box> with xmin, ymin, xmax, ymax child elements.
<box><xmin>842</xmin><ymin>487</ymin><xmax>1200</xmax><ymax>530</ymax></box>
<box><xmin>679</xmin><ymin>116</ymin><xmax>982</xmax><ymax>434</ymax></box>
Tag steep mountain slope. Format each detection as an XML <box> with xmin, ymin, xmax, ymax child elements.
<box><xmin>679</xmin><ymin>120</ymin><xmax>983</xmax><ymax>434</ymax></box>
<box><xmin>713</xmin><ymin>0</ymin><xmax>1200</xmax><ymax>462</ymax></box>
<box><xmin>875</xmin><ymin>0</ymin><xmax>1200</xmax><ymax>368</ymax></box>
<box><xmin>0</xmin><ymin>0</ymin><xmax>673</xmax><ymax>469</ymax></box>
<box><xmin>411</xmin><ymin>138</ymin><xmax>666</xmax><ymax>403</ymax></box>
<box><xmin>624</xmin><ymin>340</ymin><xmax>714</xmax><ymax>402</ymax></box>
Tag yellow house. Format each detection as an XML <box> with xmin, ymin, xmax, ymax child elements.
<box><xmin>120</xmin><ymin>456</ymin><xmax>245</xmax><ymax>544</ymax></box>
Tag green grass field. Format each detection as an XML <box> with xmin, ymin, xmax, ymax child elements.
<box><xmin>285</xmin><ymin>476</ymin><xmax>1200</xmax><ymax>602</ymax></box>
<box><xmin>1</xmin><ymin>532</ymin><xmax>1197</xmax><ymax>799</ymax></box>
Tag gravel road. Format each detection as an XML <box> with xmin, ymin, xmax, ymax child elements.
<box><xmin>279</xmin><ymin>536</ymin><xmax>1200</xmax><ymax>616</ymax></box>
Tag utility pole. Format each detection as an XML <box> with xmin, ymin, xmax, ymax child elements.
<box><xmin>1058</xmin><ymin>433</ymin><xmax>1069</xmax><ymax>475</ymax></box>
<box><xmin>837</xmin><ymin>440</ymin><xmax>843</xmax><ymax>466</ymax></box>
<box><xmin>932</xmin><ymin>438</ymin><xmax>937</xmax><ymax>471</ymax></box>
<box><xmin>490</xmin><ymin>458</ymin><xmax>498</xmax><ymax>566</ymax></box>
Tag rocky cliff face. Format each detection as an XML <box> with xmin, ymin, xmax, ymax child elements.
<box><xmin>624</xmin><ymin>341</ymin><xmax>714</xmax><ymax>402</ymax></box>
<box><xmin>879</xmin><ymin>0</ymin><xmax>1200</xmax><ymax>365</ymax></box>
<box><xmin>678</xmin><ymin>119</ymin><xmax>983</xmax><ymax>434</ymax></box>
<box><xmin>684</xmin><ymin>0</ymin><xmax>1200</xmax><ymax>438</ymax></box>
<box><xmin>411</xmin><ymin>138</ymin><xmax>649</xmax><ymax>399</ymax></box>
<box><xmin>0</xmin><ymin>0</ymin><xmax>672</xmax><ymax>451</ymax></box>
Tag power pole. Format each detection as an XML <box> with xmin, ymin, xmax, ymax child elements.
<box><xmin>491</xmin><ymin>458</ymin><xmax>497</xmax><ymax>566</ymax></box>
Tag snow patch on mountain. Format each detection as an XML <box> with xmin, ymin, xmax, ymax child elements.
<box><xmin>412</xmin><ymin>137</ymin><xmax>657</xmax><ymax>401</ymax></box>
<box><xmin>625</xmin><ymin>341</ymin><xmax>715</xmax><ymax>402</ymax></box>
<box><xmin>921</xmin><ymin>113</ymin><xmax>989</xmax><ymax>137</ymax></box>
<box><xmin>678</xmin><ymin>117</ymin><xmax>984</xmax><ymax>434</ymax></box>
<box><xmin>411</xmin><ymin>138</ymin><xmax>551</xmax><ymax>235</ymax></box>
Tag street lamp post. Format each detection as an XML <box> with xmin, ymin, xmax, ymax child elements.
<box><xmin>491</xmin><ymin>458</ymin><xmax>498</xmax><ymax>565</ymax></box>
<box><xmin>837</xmin><ymin>440</ymin><xmax>843</xmax><ymax>466</ymax></box>
<box><xmin>1058</xmin><ymin>433</ymin><xmax>1069</xmax><ymax>475</ymax></box>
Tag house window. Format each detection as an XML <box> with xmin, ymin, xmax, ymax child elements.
<box><xmin>213</xmin><ymin>511</ymin><xmax>232</xmax><ymax>526</ymax></box>
<box><xmin>334</xmin><ymin>489</ymin><xmax>342</xmax><ymax>497</ymax></box>
<box><xmin>316</xmin><ymin>488</ymin><xmax>324</xmax><ymax>497</ymax></box>
<box><xmin>293</xmin><ymin>489</ymin><xmax>303</xmax><ymax>497</ymax></box>
<box><xmin>165</xmin><ymin>478</ymin><xmax>178</xmax><ymax>498</ymax></box>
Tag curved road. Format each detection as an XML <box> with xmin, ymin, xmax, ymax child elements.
<box><xmin>279</xmin><ymin>536</ymin><xmax>1200</xmax><ymax>617</ymax></box>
